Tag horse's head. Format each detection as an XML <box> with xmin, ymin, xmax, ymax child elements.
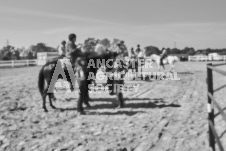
<box><xmin>150</xmin><ymin>54</ymin><xmax>157</xmax><ymax>62</ymax></box>
<box><xmin>175</xmin><ymin>56</ymin><xmax>180</xmax><ymax>62</ymax></box>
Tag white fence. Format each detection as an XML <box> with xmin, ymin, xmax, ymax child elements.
<box><xmin>0</xmin><ymin>59</ymin><xmax>37</xmax><ymax>68</ymax></box>
<box><xmin>37</xmin><ymin>52</ymin><xmax>59</xmax><ymax>65</ymax></box>
<box><xmin>188</xmin><ymin>55</ymin><xmax>226</xmax><ymax>62</ymax></box>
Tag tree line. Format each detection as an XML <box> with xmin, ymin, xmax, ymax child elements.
<box><xmin>144</xmin><ymin>46</ymin><xmax>226</xmax><ymax>56</ymax></box>
<box><xmin>0</xmin><ymin>43</ymin><xmax>57</xmax><ymax>60</ymax></box>
<box><xmin>1</xmin><ymin>38</ymin><xmax>226</xmax><ymax>60</ymax></box>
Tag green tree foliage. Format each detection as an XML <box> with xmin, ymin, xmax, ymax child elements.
<box><xmin>0</xmin><ymin>45</ymin><xmax>13</xmax><ymax>60</ymax></box>
<box><xmin>83</xmin><ymin>38</ymin><xmax>97</xmax><ymax>52</ymax></box>
<box><xmin>169</xmin><ymin>48</ymin><xmax>181</xmax><ymax>54</ymax></box>
<box><xmin>144</xmin><ymin>46</ymin><xmax>160</xmax><ymax>56</ymax></box>
<box><xmin>181</xmin><ymin>47</ymin><xmax>195</xmax><ymax>55</ymax></box>
<box><xmin>100</xmin><ymin>38</ymin><xmax>111</xmax><ymax>49</ymax></box>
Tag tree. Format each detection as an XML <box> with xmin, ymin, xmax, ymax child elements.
<box><xmin>169</xmin><ymin>48</ymin><xmax>181</xmax><ymax>54</ymax></box>
<box><xmin>100</xmin><ymin>38</ymin><xmax>111</xmax><ymax>49</ymax></box>
<box><xmin>181</xmin><ymin>47</ymin><xmax>195</xmax><ymax>55</ymax></box>
<box><xmin>83</xmin><ymin>38</ymin><xmax>97</xmax><ymax>52</ymax></box>
<box><xmin>110</xmin><ymin>38</ymin><xmax>121</xmax><ymax>51</ymax></box>
<box><xmin>0</xmin><ymin>45</ymin><xmax>13</xmax><ymax>60</ymax></box>
<box><xmin>144</xmin><ymin>46</ymin><xmax>160</xmax><ymax>56</ymax></box>
<box><xmin>11</xmin><ymin>49</ymin><xmax>20</xmax><ymax>60</ymax></box>
<box><xmin>28</xmin><ymin>43</ymin><xmax>56</xmax><ymax>58</ymax></box>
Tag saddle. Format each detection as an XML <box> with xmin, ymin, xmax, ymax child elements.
<box><xmin>59</xmin><ymin>57</ymin><xmax>71</xmax><ymax>69</ymax></box>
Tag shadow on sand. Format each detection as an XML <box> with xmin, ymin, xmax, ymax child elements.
<box><xmin>55</xmin><ymin>97</ymin><xmax>180</xmax><ymax>115</ymax></box>
<box><xmin>177</xmin><ymin>72</ymin><xmax>194</xmax><ymax>75</ymax></box>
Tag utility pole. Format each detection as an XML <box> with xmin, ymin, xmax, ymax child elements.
<box><xmin>174</xmin><ymin>41</ymin><xmax>176</xmax><ymax>49</ymax></box>
<box><xmin>6</xmin><ymin>39</ymin><xmax>9</xmax><ymax>46</ymax></box>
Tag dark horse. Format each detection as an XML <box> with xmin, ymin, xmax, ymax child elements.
<box><xmin>38</xmin><ymin>50</ymin><xmax>126</xmax><ymax>114</ymax></box>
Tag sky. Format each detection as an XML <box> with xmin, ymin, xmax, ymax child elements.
<box><xmin>0</xmin><ymin>0</ymin><xmax>226</xmax><ymax>50</ymax></box>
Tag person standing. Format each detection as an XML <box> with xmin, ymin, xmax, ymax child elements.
<box><xmin>135</xmin><ymin>44</ymin><xmax>141</xmax><ymax>56</ymax></box>
<box><xmin>160</xmin><ymin>47</ymin><xmax>168</xmax><ymax>69</ymax></box>
<box><xmin>94</xmin><ymin>40</ymin><xmax>107</xmax><ymax>55</ymax></box>
<box><xmin>65</xmin><ymin>33</ymin><xmax>80</xmax><ymax>58</ymax></box>
<box><xmin>58</xmin><ymin>40</ymin><xmax>66</xmax><ymax>57</ymax></box>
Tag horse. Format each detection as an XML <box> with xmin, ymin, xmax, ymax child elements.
<box><xmin>38</xmin><ymin>49</ymin><xmax>88</xmax><ymax>112</ymax></box>
<box><xmin>38</xmin><ymin>49</ymin><xmax>126</xmax><ymax>114</ymax></box>
<box><xmin>150</xmin><ymin>54</ymin><xmax>179</xmax><ymax>72</ymax></box>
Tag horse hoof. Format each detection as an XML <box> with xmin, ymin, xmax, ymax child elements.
<box><xmin>51</xmin><ymin>106</ymin><xmax>56</xmax><ymax>109</ymax></box>
<box><xmin>60</xmin><ymin>109</ymin><xmax>65</xmax><ymax>112</ymax></box>
<box><xmin>117</xmin><ymin>105</ymin><xmax>124</xmax><ymax>109</ymax></box>
<box><xmin>85</xmin><ymin>103</ymin><xmax>91</xmax><ymax>108</ymax></box>
<box><xmin>77</xmin><ymin>111</ymin><xmax>86</xmax><ymax>115</ymax></box>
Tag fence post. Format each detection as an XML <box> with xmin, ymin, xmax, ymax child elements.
<box><xmin>188</xmin><ymin>56</ymin><xmax>190</xmax><ymax>62</ymax></box>
<box><xmin>12</xmin><ymin>60</ymin><xmax>14</xmax><ymax>68</ymax></box>
<box><xmin>27</xmin><ymin>60</ymin><xmax>29</xmax><ymax>66</ymax></box>
<box><xmin>207</xmin><ymin>63</ymin><xmax>215</xmax><ymax>151</ymax></box>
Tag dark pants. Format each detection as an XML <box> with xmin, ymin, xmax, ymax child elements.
<box><xmin>160</xmin><ymin>54</ymin><xmax>167</xmax><ymax>66</ymax></box>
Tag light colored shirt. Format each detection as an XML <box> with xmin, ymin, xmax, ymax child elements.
<box><xmin>162</xmin><ymin>49</ymin><xmax>167</xmax><ymax>55</ymax></box>
<box><xmin>94</xmin><ymin>43</ymin><xmax>106</xmax><ymax>54</ymax></box>
<box><xmin>65</xmin><ymin>41</ymin><xmax>77</xmax><ymax>58</ymax></box>
<box><xmin>129</xmin><ymin>49</ymin><xmax>136</xmax><ymax>58</ymax></box>
<box><xmin>58</xmin><ymin>45</ymin><xmax>66</xmax><ymax>56</ymax></box>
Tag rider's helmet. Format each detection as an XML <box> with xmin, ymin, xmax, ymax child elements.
<box><xmin>61</xmin><ymin>40</ymin><xmax>66</xmax><ymax>45</ymax></box>
<box><xmin>68</xmin><ymin>33</ymin><xmax>77</xmax><ymax>41</ymax></box>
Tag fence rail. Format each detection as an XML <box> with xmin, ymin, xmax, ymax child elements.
<box><xmin>0</xmin><ymin>59</ymin><xmax>37</xmax><ymax>68</ymax></box>
<box><xmin>207</xmin><ymin>63</ymin><xmax>226</xmax><ymax>151</ymax></box>
<box><xmin>189</xmin><ymin>55</ymin><xmax>226</xmax><ymax>62</ymax></box>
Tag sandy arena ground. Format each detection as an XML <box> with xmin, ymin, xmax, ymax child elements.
<box><xmin>0</xmin><ymin>61</ymin><xmax>226</xmax><ymax>151</ymax></box>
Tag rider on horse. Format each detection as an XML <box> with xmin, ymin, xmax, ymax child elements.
<box><xmin>160</xmin><ymin>47</ymin><xmax>168</xmax><ymax>66</ymax></box>
<box><xmin>58</xmin><ymin>40</ymin><xmax>66</xmax><ymax>57</ymax></box>
<box><xmin>135</xmin><ymin>44</ymin><xmax>141</xmax><ymax>56</ymax></box>
<box><xmin>47</xmin><ymin>33</ymin><xmax>81</xmax><ymax>67</ymax></box>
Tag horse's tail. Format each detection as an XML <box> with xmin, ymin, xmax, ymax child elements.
<box><xmin>38</xmin><ymin>66</ymin><xmax>45</xmax><ymax>94</ymax></box>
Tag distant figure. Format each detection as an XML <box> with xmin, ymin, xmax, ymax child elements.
<box><xmin>46</xmin><ymin>33</ymin><xmax>80</xmax><ymax>66</ymax></box>
<box><xmin>58</xmin><ymin>40</ymin><xmax>66</xmax><ymax>57</ymax></box>
<box><xmin>115</xmin><ymin>41</ymin><xmax>127</xmax><ymax>57</ymax></box>
<box><xmin>65</xmin><ymin>33</ymin><xmax>80</xmax><ymax>58</ymax></box>
<box><xmin>160</xmin><ymin>47</ymin><xmax>168</xmax><ymax>69</ymax></box>
<box><xmin>129</xmin><ymin>47</ymin><xmax>136</xmax><ymax>58</ymax></box>
<box><xmin>135</xmin><ymin>44</ymin><xmax>141</xmax><ymax>56</ymax></box>
<box><xmin>46</xmin><ymin>40</ymin><xmax>66</xmax><ymax>64</ymax></box>
<box><xmin>94</xmin><ymin>40</ymin><xmax>107</xmax><ymax>55</ymax></box>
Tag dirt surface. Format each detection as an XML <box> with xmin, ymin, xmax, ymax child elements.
<box><xmin>0</xmin><ymin>62</ymin><xmax>226</xmax><ymax>151</ymax></box>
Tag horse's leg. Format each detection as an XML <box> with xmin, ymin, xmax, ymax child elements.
<box><xmin>42</xmin><ymin>91</ymin><xmax>48</xmax><ymax>112</ymax></box>
<box><xmin>77</xmin><ymin>81</ymin><xmax>86</xmax><ymax>115</ymax></box>
<box><xmin>48</xmin><ymin>94</ymin><xmax>56</xmax><ymax>109</ymax></box>
<box><xmin>158</xmin><ymin>63</ymin><xmax>161</xmax><ymax>72</ymax></box>
<box><xmin>170</xmin><ymin>63</ymin><xmax>175</xmax><ymax>73</ymax></box>
<box><xmin>117</xmin><ymin>92</ymin><xmax>124</xmax><ymax>108</ymax></box>
<box><xmin>84</xmin><ymin>83</ymin><xmax>91</xmax><ymax>108</ymax></box>
<box><xmin>45</xmin><ymin>78</ymin><xmax>56</xmax><ymax>109</ymax></box>
<box><xmin>134</xmin><ymin>61</ymin><xmax>139</xmax><ymax>80</ymax></box>
<box><xmin>116</xmin><ymin>79</ymin><xmax>124</xmax><ymax>108</ymax></box>
<box><xmin>162</xmin><ymin>63</ymin><xmax>165</xmax><ymax>71</ymax></box>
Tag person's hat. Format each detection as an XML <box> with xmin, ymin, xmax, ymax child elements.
<box><xmin>68</xmin><ymin>33</ymin><xmax>77</xmax><ymax>41</ymax></box>
<box><xmin>61</xmin><ymin>40</ymin><xmax>66</xmax><ymax>45</ymax></box>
